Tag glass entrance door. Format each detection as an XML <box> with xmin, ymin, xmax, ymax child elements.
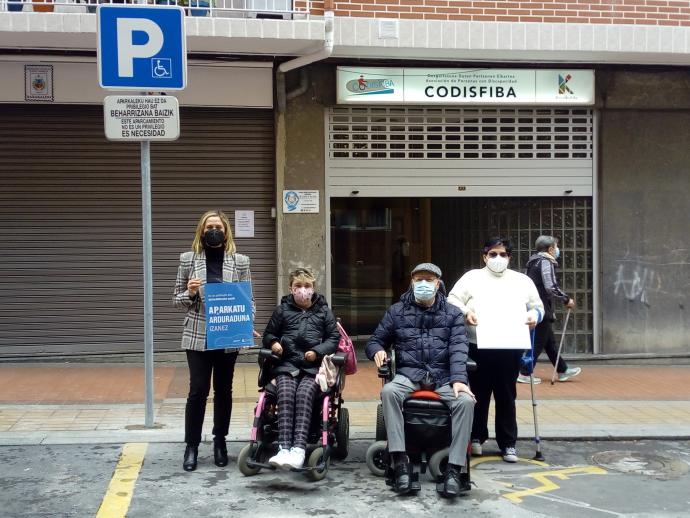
<box><xmin>330</xmin><ymin>196</ymin><xmax>593</xmax><ymax>353</ymax></box>
<box><xmin>330</xmin><ymin>198</ymin><xmax>430</xmax><ymax>337</ymax></box>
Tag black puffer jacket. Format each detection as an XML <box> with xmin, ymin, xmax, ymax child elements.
<box><xmin>365</xmin><ymin>288</ymin><xmax>469</xmax><ymax>386</ymax></box>
<box><xmin>525</xmin><ymin>253</ymin><xmax>570</xmax><ymax>322</ymax></box>
<box><xmin>262</xmin><ymin>293</ymin><xmax>340</xmax><ymax>378</ymax></box>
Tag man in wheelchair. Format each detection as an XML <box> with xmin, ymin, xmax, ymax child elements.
<box><xmin>366</xmin><ymin>263</ymin><xmax>476</xmax><ymax>498</ymax></box>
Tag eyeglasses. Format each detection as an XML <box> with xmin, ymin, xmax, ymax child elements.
<box><xmin>487</xmin><ymin>251</ymin><xmax>509</xmax><ymax>258</ymax></box>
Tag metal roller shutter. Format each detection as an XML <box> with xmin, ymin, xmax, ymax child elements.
<box><xmin>326</xmin><ymin>106</ymin><xmax>593</xmax><ymax>197</ymax></box>
<box><xmin>0</xmin><ymin>104</ymin><xmax>275</xmax><ymax>359</ymax></box>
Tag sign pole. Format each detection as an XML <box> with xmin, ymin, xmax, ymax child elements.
<box><xmin>98</xmin><ymin>5</ymin><xmax>187</xmax><ymax>429</ymax></box>
<box><xmin>141</xmin><ymin>139</ymin><xmax>155</xmax><ymax>428</ymax></box>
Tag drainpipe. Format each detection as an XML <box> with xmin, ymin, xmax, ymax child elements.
<box><xmin>276</xmin><ymin>11</ymin><xmax>334</xmax><ymax>112</ymax></box>
<box><xmin>278</xmin><ymin>11</ymin><xmax>334</xmax><ymax>74</ymax></box>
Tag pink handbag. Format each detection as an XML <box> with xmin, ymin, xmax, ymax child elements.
<box><xmin>336</xmin><ymin>321</ymin><xmax>357</xmax><ymax>376</ymax></box>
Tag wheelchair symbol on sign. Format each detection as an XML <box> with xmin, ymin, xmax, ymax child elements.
<box><xmin>151</xmin><ymin>58</ymin><xmax>172</xmax><ymax>79</ymax></box>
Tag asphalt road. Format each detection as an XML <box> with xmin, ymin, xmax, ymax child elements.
<box><xmin>1</xmin><ymin>440</ymin><xmax>689</xmax><ymax>517</ymax></box>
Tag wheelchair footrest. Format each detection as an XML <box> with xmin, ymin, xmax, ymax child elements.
<box><xmin>409</xmin><ymin>473</ymin><xmax>421</xmax><ymax>493</ymax></box>
<box><xmin>246</xmin><ymin>459</ymin><xmax>277</xmax><ymax>471</ymax></box>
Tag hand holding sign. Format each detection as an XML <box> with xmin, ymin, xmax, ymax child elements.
<box><xmin>187</xmin><ymin>278</ymin><xmax>201</xmax><ymax>297</ymax></box>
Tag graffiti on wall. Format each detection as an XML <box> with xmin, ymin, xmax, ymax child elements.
<box><xmin>613</xmin><ymin>264</ymin><xmax>659</xmax><ymax>306</ymax></box>
<box><xmin>612</xmin><ymin>248</ymin><xmax>690</xmax><ymax>308</ymax></box>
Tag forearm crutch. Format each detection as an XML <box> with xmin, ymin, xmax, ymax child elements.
<box><xmin>528</xmin><ymin>329</ymin><xmax>544</xmax><ymax>462</ymax></box>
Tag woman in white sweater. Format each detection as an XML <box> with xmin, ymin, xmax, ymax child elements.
<box><xmin>448</xmin><ymin>237</ymin><xmax>544</xmax><ymax>463</ymax></box>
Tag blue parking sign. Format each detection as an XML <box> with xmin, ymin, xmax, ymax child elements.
<box><xmin>97</xmin><ymin>5</ymin><xmax>187</xmax><ymax>90</ymax></box>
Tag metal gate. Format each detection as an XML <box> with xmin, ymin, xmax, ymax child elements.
<box><xmin>0</xmin><ymin>105</ymin><xmax>276</xmax><ymax>359</ymax></box>
<box><xmin>326</xmin><ymin>106</ymin><xmax>593</xmax><ymax>197</ymax></box>
<box><xmin>432</xmin><ymin>198</ymin><xmax>593</xmax><ymax>353</ymax></box>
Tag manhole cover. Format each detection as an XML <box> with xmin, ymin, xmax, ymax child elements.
<box><xmin>592</xmin><ymin>450</ymin><xmax>689</xmax><ymax>480</ymax></box>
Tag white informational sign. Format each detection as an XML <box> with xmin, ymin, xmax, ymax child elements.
<box><xmin>234</xmin><ymin>210</ymin><xmax>255</xmax><ymax>238</ymax></box>
<box><xmin>337</xmin><ymin>67</ymin><xmax>595</xmax><ymax>106</ymax></box>
<box><xmin>283</xmin><ymin>190</ymin><xmax>319</xmax><ymax>214</ymax></box>
<box><xmin>474</xmin><ymin>296</ymin><xmax>532</xmax><ymax>350</ymax></box>
<box><xmin>103</xmin><ymin>95</ymin><xmax>180</xmax><ymax>141</ymax></box>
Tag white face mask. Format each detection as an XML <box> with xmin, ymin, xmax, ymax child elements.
<box><xmin>486</xmin><ymin>256</ymin><xmax>509</xmax><ymax>273</ymax></box>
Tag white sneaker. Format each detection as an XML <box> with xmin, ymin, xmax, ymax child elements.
<box><xmin>502</xmin><ymin>447</ymin><xmax>518</xmax><ymax>463</ymax></box>
<box><xmin>285</xmin><ymin>447</ymin><xmax>306</xmax><ymax>469</ymax></box>
<box><xmin>517</xmin><ymin>374</ymin><xmax>541</xmax><ymax>384</ymax></box>
<box><xmin>268</xmin><ymin>446</ymin><xmax>291</xmax><ymax>468</ymax></box>
<box><xmin>558</xmin><ymin>367</ymin><xmax>582</xmax><ymax>382</ymax></box>
<box><xmin>471</xmin><ymin>440</ymin><xmax>483</xmax><ymax>456</ymax></box>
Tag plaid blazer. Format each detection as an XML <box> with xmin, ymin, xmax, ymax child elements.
<box><xmin>173</xmin><ymin>250</ymin><xmax>253</xmax><ymax>351</ymax></box>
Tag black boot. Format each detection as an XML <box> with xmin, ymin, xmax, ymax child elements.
<box><xmin>183</xmin><ymin>444</ymin><xmax>198</xmax><ymax>472</ymax></box>
<box><xmin>437</xmin><ymin>465</ymin><xmax>470</xmax><ymax>498</ymax></box>
<box><xmin>213</xmin><ymin>438</ymin><xmax>228</xmax><ymax>467</ymax></box>
<box><xmin>392</xmin><ymin>462</ymin><xmax>413</xmax><ymax>494</ymax></box>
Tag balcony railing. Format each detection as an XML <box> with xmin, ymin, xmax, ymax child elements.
<box><xmin>1</xmin><ymin>0</ymin><xmax>311</xmax><ymax>19</ymax></box>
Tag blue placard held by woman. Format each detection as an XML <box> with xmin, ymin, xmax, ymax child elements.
<box><xmin>205</xmin><ymin>281</ymin><xmax>254</xmax><ymax>349</ymax></box>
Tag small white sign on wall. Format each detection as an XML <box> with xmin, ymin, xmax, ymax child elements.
<box><xmin>283</xmin><ymin>190</ymin><xmax>319</xmax><ymax>214</ymax></box>
<box><xmin>234</xmin><ymin>210</ymin><xmax>255</xmax><ymax>238</ymax></box>
<box><xmin>25</xmin><ymin>65</ymin><xmax>54</xmax><ymax>102</ymax></box>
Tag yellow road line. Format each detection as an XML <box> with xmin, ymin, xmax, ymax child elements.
<box><xmin>503</xmin><ymin>466</ymin><xmax>607</xmax><ymax>503</ymax></box>
<box><xmin>96</xmin><ymin>443</ymin><xmax>148</xmax><ymax>518</ymax></box>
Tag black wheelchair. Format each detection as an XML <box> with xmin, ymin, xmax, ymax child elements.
<box><xmin>237</xmin><ymin>349</ymin><xmax>350</xmax><ymax>481</ymax></box>
<box><xmin>365</xmin><ymin>352</ymin><xmax>476</xmax><ymax>492</ymax></box>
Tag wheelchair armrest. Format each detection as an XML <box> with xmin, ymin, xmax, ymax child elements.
<box><xmin>331</xmin><ymin>352</ymin><xmax>347</xmax><ymax>366</ymax></box>
<box><xmin>259</xmin><ymin>348</ymin><xmax>281</xmax><ymax>363</ymax></box>
<box><xmin>467</xmin><ymin>359</ymin><xmax>477</xmax><ymax>373</ymax></box>
<box><xmin>377</xmin><ymin>360</ymin><xmax>391</xmax><ymax>380</ymax></box>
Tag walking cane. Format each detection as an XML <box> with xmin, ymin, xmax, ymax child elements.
<box><xmin>550</xmin><ymin>308</ymin><xmax>572</xmax><ymax>385</ymax></box>
<box><xmin>528</xmin><ymin>329</ymin><xmax>545</xmax><ymax>462</ymax></box>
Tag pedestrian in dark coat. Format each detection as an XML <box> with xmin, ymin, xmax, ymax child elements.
<box><xmin>262</xmin><ymin>268</ymin><xmax>340</xmax><ymax>470</ymax></box>
<box><xmin>524</xmin><ymin>235</ymin><xmax>580</xmax><ymax>383</ymax></box>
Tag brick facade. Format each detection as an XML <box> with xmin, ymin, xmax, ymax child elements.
<box><xmin>302</xmin><ymin>0</ymin><xmax>690</xmax><ymax>26</ymax></box>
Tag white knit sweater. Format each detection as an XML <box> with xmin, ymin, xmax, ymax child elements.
<box><xmin>447</xmin><ymin>267</ymin><xmax>544</xmax><ymax>344</ymax></box>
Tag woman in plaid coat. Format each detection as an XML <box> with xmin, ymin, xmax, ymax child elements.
<box><xmin>173</xmin><ymin>209</ymin><xmax>253</xmax><ymax>472</ymax></box>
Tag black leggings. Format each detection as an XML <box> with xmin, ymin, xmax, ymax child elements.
<box><xmin>276</xmin><ymin>374</ymin><xmax>320</xmax><ymax>450</ymax></box>
<box><xmin>184</xmin><ymin>349</ymin><xmax>238</xmax><ymax>447</ymax></box>
<box><xmin>468</xmin><ymin>344</ymin><xmax>522</xmax><ymax>451</ymax></box>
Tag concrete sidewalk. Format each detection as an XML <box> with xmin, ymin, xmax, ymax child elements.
<box><xmin>1</xmin><ymin>362</ymin><xmax>690</xmax><ymax>445</ymax></box>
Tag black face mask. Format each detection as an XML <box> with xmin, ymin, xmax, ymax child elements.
<box><xmin>203</xmin><ymin>229</ymin><xmax>225</xmax><ymax>248</ymax></box>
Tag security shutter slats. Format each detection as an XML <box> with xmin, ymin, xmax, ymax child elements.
<box><xmin>327</xmin><ymin>106</ymin><xmax>594</xmax><ymax>197</ymax></box>
<box><xmin>0</xmin><ymin>104</ymin><xmax>276</xmax><ymax>358</ymax></box>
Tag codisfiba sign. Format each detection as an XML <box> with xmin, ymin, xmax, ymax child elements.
<box><xmin>337</xmin><ymin>67</ymin><xmax>595</xmax><ymax>105</ymax></box>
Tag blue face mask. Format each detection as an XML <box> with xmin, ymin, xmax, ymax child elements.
<box><xmin>413</xmin><ymin>280</ymin><xmax>437</xmax><ymax>301</ymax></box>
<box><xmin>553</xmin><ymin>247</ymin><xmax>561</xmax><ymax>259</ymax></box>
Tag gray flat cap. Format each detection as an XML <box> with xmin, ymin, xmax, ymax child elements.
<box><xmin>411</xmin><ymin>262</ymin><xmax>442</xmax><ymax>278</ymax></box>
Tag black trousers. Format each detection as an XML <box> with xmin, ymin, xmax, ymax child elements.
<box><xmin>184</xmin><ymin>349</ymin><xmax>238</xmax><ymax>447</ymax></box>
<box><xmin>468</xmin><ymin>344</ymin><xmax>522</xmax><ymax>451</ymax></box>
<box><xmin>533</xmin><ymin>319</ymin><xmax>568</xmax><ymax>374</ymax></box>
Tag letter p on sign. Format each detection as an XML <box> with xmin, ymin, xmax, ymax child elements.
<box><xmin>116</xmin><ymin>18</ymin><xmax>164</xmax><ymax>78</ymax></box>
<box><xmin>97</xmin><ymin>6</ymin><xmax>187</xmax><ymax>91</ymax></box>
